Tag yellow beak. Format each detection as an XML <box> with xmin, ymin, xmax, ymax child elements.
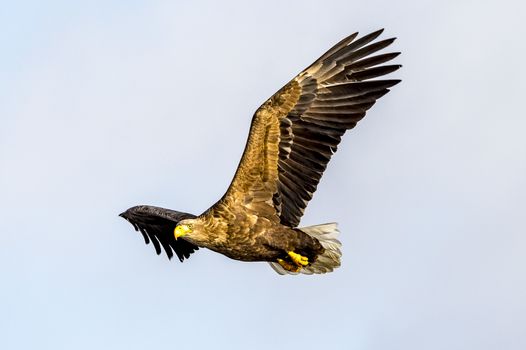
<box><xmin>174</xmin><ymin>225</ymin><xmax>190</xmax><ymax>240</ymax></box>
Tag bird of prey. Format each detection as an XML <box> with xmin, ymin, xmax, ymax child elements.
<box><xmin>120</xmin><ymin>29</ymin><xmax>400</xmax><ymax>275</ymax></box>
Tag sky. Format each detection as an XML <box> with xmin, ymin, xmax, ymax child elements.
<box><xmin>1</xmin><ymin>1</ymin><xmax>525</xmax><ymax>349</ymax></box>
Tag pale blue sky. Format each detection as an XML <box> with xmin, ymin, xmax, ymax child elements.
<box><xmin>1</xmin><ymin>1</ymin><xmax>525</xmax><ymax>349</ymax></box>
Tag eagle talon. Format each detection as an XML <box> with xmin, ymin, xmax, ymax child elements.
<box><xmin>277</xmin><ymin>258</ymin><xmax>302</xmax><ymax>273</ymax></box>
<box><xmin>288</xmin><ymin>251</ymin><xmax>309</xmax><ymax>266</ymax></box>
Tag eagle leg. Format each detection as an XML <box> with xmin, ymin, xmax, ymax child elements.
<box><xmin>277</xmin><ymin>258</ymin><xmax>302</xmax><ymax>273</ymax></box>
<box><xmin>287</xmin><ymin>251</ymin><xmax>309</xmax><ymax>266</ymax></box>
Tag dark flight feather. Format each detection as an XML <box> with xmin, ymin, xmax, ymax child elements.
<box><xmin>119</xmin><ymin>206</ymin><xmax>199</xmax><ymax>262</ymax></box>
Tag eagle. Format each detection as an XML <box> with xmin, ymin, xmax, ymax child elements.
<box><xmin>120</xmin><ymin>29</ymin><xmax>401</xmax><ymax>275</ymax></box>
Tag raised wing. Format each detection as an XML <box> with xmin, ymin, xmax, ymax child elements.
<box><xmin>120</xmin><ymin>205</ymin><xmax>199</xmax><ymax>262</ymax></box>
<box><xmin>219</xmin><ymin>29</ymin><xmax>401</xmax><ymax>227</ymax></box>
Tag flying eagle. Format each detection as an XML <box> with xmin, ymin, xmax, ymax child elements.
<box><xmin>120</xmin><ymin>29</ymin><xmax>401</xmax><ymax>275</ymax></box>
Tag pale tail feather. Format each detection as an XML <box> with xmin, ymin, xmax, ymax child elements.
<box><xmin>268</xmin><ymin>223</ymin><xmax>342</xmax><ymax>275</ymax></box>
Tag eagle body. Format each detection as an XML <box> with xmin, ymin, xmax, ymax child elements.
<box><xmin>179</xmin><ymin>205</ymin><xmax>324</xmax><ymax>263</ymax></box>
<box><xmin>120</xmin><ymin>29</ymin><xmax>401</xmax><ymax>275</ymax></box>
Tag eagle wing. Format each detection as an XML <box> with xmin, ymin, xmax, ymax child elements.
<box><xmin>120</xmin><ymin>206</ymin><xmax>199</xmax><ymax>262</ymax></box>
<box><xmin>217</xmin><ymin>29</ymin><xmax>401</xmax><ymax>227</ymax></box>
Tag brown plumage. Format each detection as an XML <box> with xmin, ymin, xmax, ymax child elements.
<box><xmin>120</xmin><ymin>29</ymin><xmax>401</xmax><ymax>275</ymax></box>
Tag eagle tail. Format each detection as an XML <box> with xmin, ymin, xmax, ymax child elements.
<box><xmin>268</xmin><ymin>223</ymin><xmax>342</xmax><ymax>275</ymax></box>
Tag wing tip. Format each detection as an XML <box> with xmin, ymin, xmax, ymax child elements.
<box><xmin>371</xmin><ymin>28</ymin><xmax>385</xmax><ymax>36</ymax></box>
<box><xmin>365</xmin><ymin>28</ymin><xmax>385</xmax><ymax>40</ymax></box>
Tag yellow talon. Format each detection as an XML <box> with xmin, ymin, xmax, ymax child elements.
<box><xmin>277</xmin><ymin>258</ymin><xmax>302</xmax><ymax>273</ymax></box>
<box><xmin>288</xmin><ymin>251</ymin><xmax>309</xmax><ymax>266</ymax></box>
